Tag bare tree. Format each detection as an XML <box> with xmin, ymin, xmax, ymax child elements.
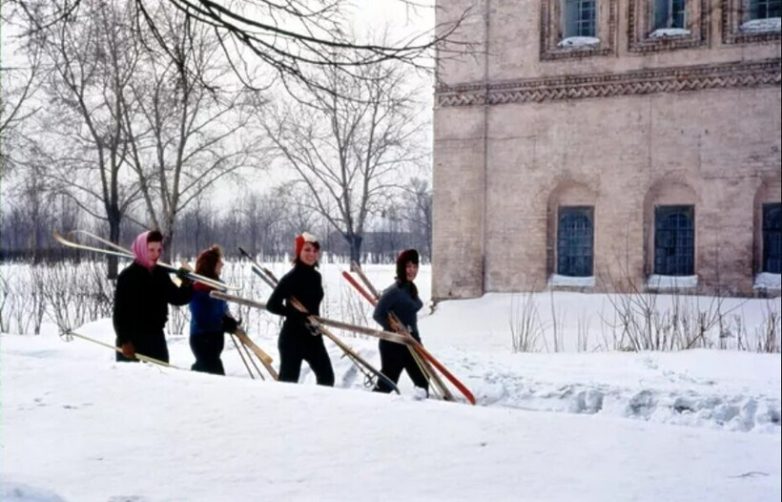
<box><xmin>399</xmin><ymin>176</ymin><xmax>432</xmax><ymax>259</ymax></box>
<box><xmin>0</xmin><ymin>29</ymin><xmax>41</xmax><ymax>172</ymax></box>
<box><xmin>14</xmin><ymin>0</ymin><xmax>144</xmax><ymax>276</ymax></box>
<box><xmin>9</xmin><ymin>0</ymin><xmax>469</xmax><ymax>96</ymax></box>
<box><xmin>263</xmin><ymin>61</ymin><xmax>426</xmax><ymax>263</ymax></box>
<box><xmin>124</xmin><ymin>3</ymin><xmax>263</xmax><ymax>258</ymax></box>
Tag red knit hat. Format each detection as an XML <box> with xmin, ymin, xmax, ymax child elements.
<box><xmin>294</xmin><ymin>232</ymin><xmax>320</xmax><ymax>259</ymax></box>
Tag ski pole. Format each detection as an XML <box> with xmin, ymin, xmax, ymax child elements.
<box><xmin>229</xmin><ymin>333</ymin><xmax>259</xmax><ymax>380</ymax></box>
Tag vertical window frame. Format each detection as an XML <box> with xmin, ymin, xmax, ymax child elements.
<box><xmin>557</xmin><ymin>206</ymin><xmax>595</xmax><ymax>277</ymax></box>
<box><xmin>540</xmin><ymin>0</ymin><xmax>618</xmax><ymax>60</ymax></box>
<box><xmin>654</xmin><ymin>205</ymin><xmax>695</xmax><ymax>276</ymax></box>
<box><xmin>762</xmin><ymin>203</ymin><xmax>782</xmax><ymax>274</ymax></box>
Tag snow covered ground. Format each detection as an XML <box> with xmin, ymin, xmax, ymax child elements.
<box><xmin>1</xmin><ymin>263</ymin><xmax>780</xmax><ymax>501</ymax></box>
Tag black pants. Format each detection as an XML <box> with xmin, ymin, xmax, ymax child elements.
<box><xmin>373</xmin><ymin>339</ymin><xmax>429</xmax><ymax>394</ymax></box>
<box><xmin>278</xmin><ymin>329</ymin><xmax>334</xmax><ymax>386</ymax></box>
<box><xmin>116</xmin><ymin>330</ymin><xmax>169</xmax><ymax>363</ymax></box>
<box><xmin>190</xmin><ymin>334</ymin><xmax>226</xmax><ymax>375</ymax></box>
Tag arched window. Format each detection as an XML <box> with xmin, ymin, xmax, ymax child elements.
<box><xmin>654</xmin><ymin>205</ymin><xmax>694</xmax><ymax>275</ymax></box>
<box><xmin>763</xmin><ymin>203</ymin><xmax>782</xmax><ymax>273</ymax></box>
<box><xmin>557</xmin><ymin>207</ymin><xmax>594</xmax><ymax>277</ymax></box>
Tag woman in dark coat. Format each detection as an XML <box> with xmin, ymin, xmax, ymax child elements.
<box><xmin>372</xmin><ymin>249</ymin><xmax>428</xmax><ymax>396</ymax></box>
<box><xmin>266</xmin><ymin>232</ymin><xmax>334</xmax><ymax>386</ymax></box>
<box><xmin>113</xmin><ymin>230</ymin><xmax>193</xmax><ymax>363</ymax></box>
<box><xmin>188</xmin><ymin>245</ymin><xmax>240</xmax><ymax>375</ymax></box>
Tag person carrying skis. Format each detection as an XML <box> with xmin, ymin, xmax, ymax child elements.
<box><xmin>266</xmin><ymin>232</ymin><xmax>335</xmax><ymax>386</ymax></box>
<box><xmin>188</xmin><ymin>245</ymin><xmax>241</xmax><ymax>375</ymax></box>
<box><xmin>113</xmin><ymin>230</ymin><xmax>193</xmax><ymax>363</ymax></box>
<box><xmin>372</xmin><ymin>249</ymin><xmax>429</xmax><ymax>397</ymax></box>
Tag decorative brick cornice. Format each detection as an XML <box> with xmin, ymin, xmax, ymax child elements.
<box><xmin>435</xmin><ymin>60</ymin><xmax>781</xmax><ymax>107</ymax></box>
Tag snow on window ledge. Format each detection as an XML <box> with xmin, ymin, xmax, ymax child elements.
<box><xmin>557</xmin><ymin>36</ymin><xmax>600</xmax><ymax>48</ymax></box>
<box><xmin>754</xmin><ymin>272</ymin><xmax>782</xmax><ymax>291</ymax></box>
<box><xmin>649</xmin><ymin>28</ymin><xmax>691</xmax><ymax>39</ymax></box>
<box><xmin>548</xmin><ymin>274</ymin><xmax>596</xmax><ymax>288</ymax></box>
<box><xmin>646</xmin><ymin>275</ymin><xmax>698</xmax><ymax>290</ymax></box>
<box><xmin>740</xmin><ymin>17</ymin><xmax>782</xmax><ymax>33</ymax></box>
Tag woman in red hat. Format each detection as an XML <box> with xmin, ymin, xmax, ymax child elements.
<box><xmin>266</xmin><ymin>232</ymin><xmax>335</xmax><ymax>386</ymax></box>
<box><xmin>372</xmin><ymin>249</ymin><xmax>428</xmax><ymax>396</ymax></box>
<box><xmin>188</xmin><ymin>245</ymin><xmax>241</xmax><ymax>375</ymax></box>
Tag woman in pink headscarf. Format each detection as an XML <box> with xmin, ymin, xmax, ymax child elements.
<box><xmin>112</xmin><ymin>230</ymin><xmax>193</xmax><ymax>363</ymax></box>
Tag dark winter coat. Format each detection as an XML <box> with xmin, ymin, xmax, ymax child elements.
<box><xmin>373</xmin><ymin>281</ymin><xmax>423</xmax><ymax>341</ymax></box>
<box><xmin>372</xmin><ymin>280</ymin><xmax>427</xmax><ymax>393</ymax></box>
<box><xmin>266</xmin><ymin>263</ymin><xmax>324</xmax><ymax>330</ymax></box>
<box><xmin>112</xmin><ymin>261</ymin><xmax>193</xmax><ymax>362</ymax></box>
<box><xmin>266</xmin><ymin>263</ymin><xmax>334</xmax><ymax>385</ymax></box>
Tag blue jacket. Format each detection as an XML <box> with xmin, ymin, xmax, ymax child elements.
<box><xmin>189</xmin><ymin>286</ymin><xmax>229</xmax><ymax>337</ymax></box>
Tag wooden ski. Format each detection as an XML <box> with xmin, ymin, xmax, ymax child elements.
<box><xmin>233</xmin><ymin>328</ymin><xmax>279</xmax><ymax>380</ymax></box>
<box><xmin>53</xmin><ymin>230</ymin><xmax>239</xmax><ymax>291</ymax></box>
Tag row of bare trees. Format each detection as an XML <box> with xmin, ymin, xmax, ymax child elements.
<box><xmin>2</xmin><ymin>0</ymin><xmax>445</xmax><ymax>271</ymax></box>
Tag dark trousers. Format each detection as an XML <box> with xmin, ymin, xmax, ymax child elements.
<box><xmin>190</xmin><ymin>334</ymin><xmax>226</xmax><ymax>375</ymax></box>
<box><xmin>278</xmin><ymin>330</ymin><xmax>335</xmax><ymax>386</ymax></box>
<box><xmin>116</xmin><ymin>331</ymin><xmax>169</xmax><ymax>363</ymax></box>
<box><xmin>373</xmin><ymin>339</ymin><xmax>429</xmax><ymax>393</ymax></box>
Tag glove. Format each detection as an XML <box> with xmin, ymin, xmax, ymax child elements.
<box><xmin>222</xmin><ymin>315</ymin><xmax>240</xmax><ymax>334</ymax></box>
<box><xmin>121</xmin><ymin>342</ymin><xmax>136</xmax><ymax>359</ymax></box>
<box><xmin>175</xmin><ymin>267</ymin><xmax>193</xmax><ymax>285</ymax></box>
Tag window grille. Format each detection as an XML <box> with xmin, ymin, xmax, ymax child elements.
<box><xmin>654</xmin><ymin>205</ymin><xmax>695</xmax><ymax>276</ymax></box>
<box><xmin>557</xmin><ymin>207</ymin><xmax>594</xmax><ymax>277</ymax></box>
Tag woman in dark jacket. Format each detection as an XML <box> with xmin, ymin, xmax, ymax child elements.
<box><xmin>372</xmin><ymin>249</ymin><xmax>428</xmax><ymax>396</ymax></box>
<box><xmin>266</xmin><ymin>232</ymin><xmax>334</xmax><ymax>386</ymax></box>
<box><xmin>113</xmin><ymin>230</ymin><xmax>193</xmax><ymax>363</ymax></box>
<box><xmin>188</xmin><ymin>245</ymin><xmax>240</xmax><ymax>375</ymax></box>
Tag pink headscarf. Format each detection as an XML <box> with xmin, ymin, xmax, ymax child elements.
<box><xmin>131</xmin><ymin>231</ymin><xmax>157</xmax><ymax>270</ymax></box>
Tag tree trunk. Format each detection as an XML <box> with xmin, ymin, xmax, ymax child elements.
<box><xmin>346</xmin><ymin>233</ymin><xmax>363</xmax><ymax>264</ymax></box>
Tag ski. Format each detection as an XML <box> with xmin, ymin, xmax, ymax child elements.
<box><xmin>233</xmin><ymin>328</ymin><xmax>279</xmax><ymax>380</ymax></box>
<box><xmin>343</xmin><ymin>266</ymin><xmax>477</xmax><ymax>405</ymax></box>
<box><xmin>54</xmin><ymin>230</ymin><xmax>239</xmax><ymax>291</ymax></box>
<box><xmin>210</xmin><ymin>291</ymin><xmax>413</xmax><ymax>346</ymax></box>
<box><xmin>63</xmin><ymin>330</ymin><xmax>180</xmax><ymax>369</ymax></box>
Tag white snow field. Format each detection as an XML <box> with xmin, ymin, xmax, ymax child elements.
<box><xmin>1</xmin><ymin>263</ymin><xmax>780</xmax><ymax>501</ymax></box>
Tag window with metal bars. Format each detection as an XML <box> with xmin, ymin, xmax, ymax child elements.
<box><xmin>654</xmin><ymin>205</ymin><xmax>694</xmax><ymax>276</ymax></box>
<box><xmin>763</xmin><ymin>203</ymin><xmax>782</xmax><ymax>274</ymax></box>
<box><xmin>564</xmin><ymin>0</ymin><xmax>597</xmax><ymax>37</ymax></box>
<box><xmin>557</xmin><ymin>207</ymin><xmax>594</xmax><ymax>277</ymax></box>
<box><xmin>749</xmin><ymin>0</ymin><xmax>781</xmax><ymax>20</ymax></box>
<box><xmin>653</xmin><ymin>0</ymin><xmax>687</xmax><ymax>29</ymax></box>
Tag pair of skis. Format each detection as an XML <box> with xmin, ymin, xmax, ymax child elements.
<box><xmin>53</xmin><ymin>230</ymin><xmax>237</xmax><ymax>291</ymax></box>
<box><xmin>342</xmin><ymin>263</ymin><xmax>476</xmax><ymax>405</ymax></box>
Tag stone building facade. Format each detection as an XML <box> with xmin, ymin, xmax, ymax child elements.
<box><xmin>432</xmin><ymin>0</ymin><xmax>781</xmax><ymax>299</ymax></box>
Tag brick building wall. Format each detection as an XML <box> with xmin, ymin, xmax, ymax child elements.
<box><xmin>432</xmin><ymin>0</ymin><xmax>781</xmax><ymax>298</ymax></box>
